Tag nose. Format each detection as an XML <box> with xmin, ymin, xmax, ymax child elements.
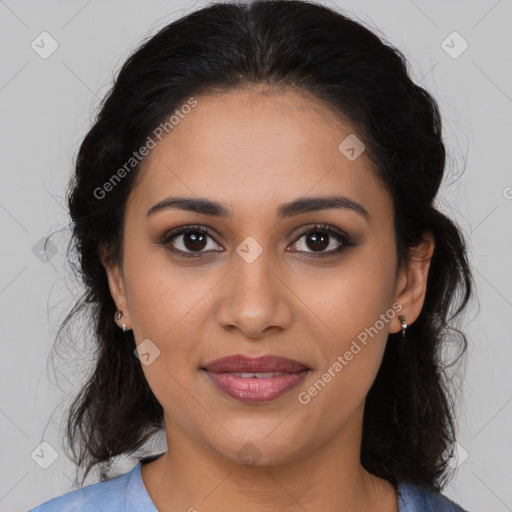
<box><xmin>215</xmin><ymin>248</ymin><xmax>293</xmax><ymax>339</ymax></box>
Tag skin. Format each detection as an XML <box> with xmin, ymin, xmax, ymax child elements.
<box><xmin>103</xmin><ymin>86</ymin><xmax>435</xmax><ymax>512</ymax></box>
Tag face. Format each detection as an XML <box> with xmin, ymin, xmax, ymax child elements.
<box><xmin>105</xmin><ymin>87</ymin><xmax>432</xmax><ymax>467</ymax></box>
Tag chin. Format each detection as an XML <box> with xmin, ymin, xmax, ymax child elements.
<box><xmin>207</xmin><ymin>431</ymin><xmax>308</xmax><ymax>468</ymax></box>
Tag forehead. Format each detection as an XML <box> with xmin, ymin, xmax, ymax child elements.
<box><xmin>127</xmin><ymin>88</ymin><xmax>392</xmax><ymax>221</ymax></box>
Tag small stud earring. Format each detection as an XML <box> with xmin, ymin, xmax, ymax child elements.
<box><xmin>115</xmin><ymin>309</ymin><xmax>131</xmax><ymax>332</ymax></box>
<box><xmin>398</xmin><ymin>315</ymin><xmax>408</xmax><ymax>338</ymax></box>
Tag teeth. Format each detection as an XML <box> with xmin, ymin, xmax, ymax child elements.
<box><xmin>229</xmin><ymin>372</ymin><xmax>285</xmax><ymax>378</ymax></box>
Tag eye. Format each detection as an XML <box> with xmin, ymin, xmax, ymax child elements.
<box><xmin>288</xmin><ymin>223</ymin><xmax>355</xmax><ymax>257</ymax></box>
<box><xmin>161</xmin><ymin>223</ymin><xmax>355</xmax><ymax>259</ymax></box>
<box><xmin>161</xmin><ymin>225</ymin><xmax>222</xmax><ymax>258</ymax></box>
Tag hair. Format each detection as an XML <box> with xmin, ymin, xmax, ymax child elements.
<box><xmin>56</xmin><ymin>0</ymin><xmax>474</xmax><ymax>491</ymax></box>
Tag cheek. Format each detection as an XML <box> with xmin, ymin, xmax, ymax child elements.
<box><xmin>300</xmin><ymin>245</ymin><xmax>396</xmax><ymax>399</ymax></box>
<box><xmin>123</xmin><ymin>241</ymin><xmax>212</xmax><ymax>337</ymax></box>
<box><xmin>121</xmin><ymin>249</ymin><xmax>217</xmax><ymax>404</ymax></box>
<box><xmin>305</xmin><ymin>242</ymin><xmax>396</xmax><ymax>343</ymax></box>
<box><xmin>122</xmin><ymin>255</ymin><xmax>211</xmax><ymax>419</ymax></box>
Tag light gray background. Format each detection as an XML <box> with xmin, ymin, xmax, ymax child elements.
<box><xmin>1</xmin><ymin>0</ymin><xmax>511</xmax><ymax>510</ymax></box>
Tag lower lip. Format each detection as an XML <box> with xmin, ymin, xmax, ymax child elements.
<box><xmin>203</xmin><ymin>369</ymin><xmax>309</xmax><ymax>403</ymax></box>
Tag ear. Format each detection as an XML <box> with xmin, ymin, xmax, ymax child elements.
<box><xmin>99</xmin><ymin>242</ymin><xmax>131</xmax><ymax>330</ymax></box>
<box><xmin>390</xmin><ymin>231</ymin><xmax>435</xmax><ymax>334</ymax></box>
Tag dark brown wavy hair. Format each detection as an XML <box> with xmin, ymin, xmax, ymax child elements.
<box><xmin>53</xmin><ymin>0</ymin><xmax>473</xmax><ymax>491</ymax></box>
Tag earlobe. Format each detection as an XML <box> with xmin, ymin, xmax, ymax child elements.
<box><xmin>391</xmin><ymin>231</ymin><xmax>435</xmax><ymax>335</ymax></box>
<box><xmin>99</xmin><ymin>243</ymin><xmax>131</xmax><ymax>330</ymax></box>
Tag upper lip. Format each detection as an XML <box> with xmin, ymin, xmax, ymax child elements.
<box><xmin>202</xmin><ymin>354</ymin><xmax>309</xmax><ymax>373</ymax></box>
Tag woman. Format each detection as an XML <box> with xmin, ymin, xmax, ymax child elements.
<box><xmin>30</xmin><ymin>0</ymin><xmax>473</xmax><ymax>510</ymax></box>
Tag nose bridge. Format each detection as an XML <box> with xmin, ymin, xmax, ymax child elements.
<box><xmin>232</xmin><ymin>239</ymin><xmax>278</xmax><ymax>307</ymax></box>
<box><xmin>215</xmin><ymin>238</ymin><xmax>292</xmax><ymax>336</ymax></box>
<box><xmin>234</xmin><ymin>241</ymin><xmax>274</xmax><ymax>292</ymax></box>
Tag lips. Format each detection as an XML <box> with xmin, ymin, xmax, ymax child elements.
<box><xmin>201</xmin><ymin>354</ymin><xmax>310</xmax><ymax>403</ymax></box>
<box><xmin>202</xmin><ymin>354</ymin><xmax>309</xmax><ymax>373</ymax></box>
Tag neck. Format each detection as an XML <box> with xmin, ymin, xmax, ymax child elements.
<box><xmin>140</xmin><ymin>410</ymin><xmax>398</xmax><ymax>512</ymax></box>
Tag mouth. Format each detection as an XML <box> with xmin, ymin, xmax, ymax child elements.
<box><xmin>201</xmin><ymin>354</ymin><xmax>311</xmax><ymax>403</ymax></box>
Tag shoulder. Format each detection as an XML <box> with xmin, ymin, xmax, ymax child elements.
<box><xmin>28</xmin><ymin>462</ymin><xmax>148</xmax><ymax>512</ymax></box>
<box><xmin>398</xmin><ymin>481</ymin><xmax>469</xmax><ymax>512</ymax></box>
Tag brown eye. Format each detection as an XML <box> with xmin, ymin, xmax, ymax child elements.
<box><xmin>304</xmin><ymin>231</ymin><xmax>330</xmax><ymax>252</ymax></box>
<box><xmin>161</xmin><ymin>223</ymin><xmax>355</xmax><ymax>260</ymax></box>
<box><xmin>162</xmin><ymin>225</ymin><xmax>222</xmax><ymax>258</ymax></box>
<box><xmin>180</xmin><ymin>231</ymin><xmax>208</xmax><ymax>251</ymax></box>
<box><xmin>289</xmin><ymin>224</ymin><xmax>355</xmax><ymax>257</ymax></box>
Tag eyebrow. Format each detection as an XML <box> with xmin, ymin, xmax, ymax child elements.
<box><xmin>146</xmin><ymin>194</ymin><xmax>370</xmax><ymax>222</ymax></box>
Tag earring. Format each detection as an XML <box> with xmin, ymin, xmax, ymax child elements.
<box><xmin>115</xmin><ymin>310</ymin><xmax>128</xmax><ymax>332</ymax></box>
<box><xmin>398</xmin><ymin>315</ymin><xmax>408</xmax><ymax>338</ymax></box>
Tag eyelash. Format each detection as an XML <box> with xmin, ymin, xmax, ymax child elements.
<box><xmin>160</xmin><ymin>223</ymin><xmax>356</xmax><ymax>259</ymax></box>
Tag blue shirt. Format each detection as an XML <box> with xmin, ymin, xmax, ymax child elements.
<box><xmin>29</xmin><ymin>459</ymin><xmax>469</xmax><ymax>512</ymax></box>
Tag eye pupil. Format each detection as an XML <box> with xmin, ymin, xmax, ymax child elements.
<box><xmin>165</xmin><ymin>224</ymin><xmax>348</xmax><ymax>259</ymax></box>
<box><xmin>307</xmin><ymin>232</ymin><xmax>329</xmax><ymax>251</ymax></box>
<box><xmin>184</xmin><ymin>232</ymin><xmax>207</xmax><ymax>251</ymax></box>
